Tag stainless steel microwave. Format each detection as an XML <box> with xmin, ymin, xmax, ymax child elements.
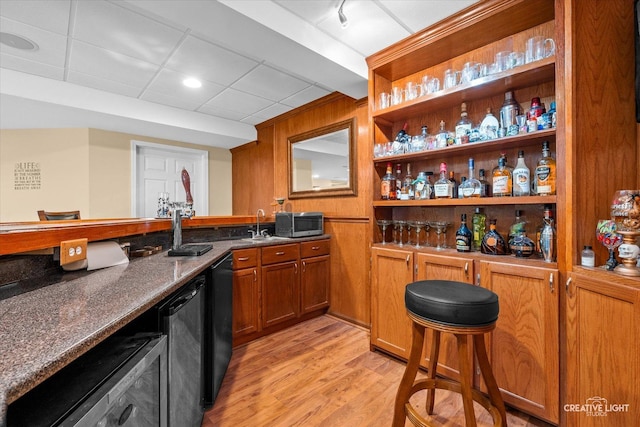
<box><xmin>275</xmin><ymin>212</ymin><xmax>324</xmax><ymax>238</ymax></box>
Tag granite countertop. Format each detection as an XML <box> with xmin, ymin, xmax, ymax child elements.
<box><xmin>0</xmin><ymin>235</ymin><xmax>329</xmax><ymax>425</ymax></box>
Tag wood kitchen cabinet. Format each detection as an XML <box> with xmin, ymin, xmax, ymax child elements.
<box><xmin>565</xmin><ymin>269</ymin><xmax>640</xmax><ymax>427</ymax></box>
<box><xmin>261</xmin><ymin>243</ymin><xmax>300</xmax><ymax>329</ymax></box>
<box><xmin>370</xmin><ymin>246</ymin><xmax>414</xmax><ymax>359</ymax></box>
<box><xmin>300</xmin><ymin>240</ymin><xmax>331</xmax><ymax>314</ymax></box>
<box><xmin>415</xmin><ymin>252</ymin><xmax>475</xmax><ymax>381</ymax></box>
<box><xmin>232</xmin><ymin>238</ymin><xmax>331</xmax><ymax>346</ymax></box>
<box><xmin>480</xmin><ymin>260</ymin><xmax>559</xmax><ymax>424</ymax></box>
<box><xmin>232</xmin><ymin>248</ymin><xmax>260</xmax><ymax>343</ymax></box>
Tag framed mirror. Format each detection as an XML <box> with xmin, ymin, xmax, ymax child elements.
<box><xmin>287</xmin><ymin>118</ymin><xmax>357</xmax><ymax>199</ymax></box>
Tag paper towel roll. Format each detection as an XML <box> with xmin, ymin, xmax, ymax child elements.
<box><xmin>63</xmin><ymin>241</ymin><xmax>129</xmax><ymax>271</ymax></box>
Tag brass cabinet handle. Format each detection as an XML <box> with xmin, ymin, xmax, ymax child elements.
<box><xmin>565</xmin><ymin>277</ymin><xmax>572</xmax><ymax>297</ymax></box>
<box><xmin>238</xmin><ymin>256</ymin><xmax>249</xmax><ymax>261</ymax></box>
<box><xmin>549</xmin><ymin>273</ymin><xmax>554</xmax><ymax>293</ymax></box>
<box><xmin>276</xmin><ymin>251</ymin><xmax>285</xmax><ymax>256</ymax></box>
<box><xmin>253</xmin><ymin>269</ymin><xmax>257</xmax><ymax>282</ymax></box>
<box><xmin>464</xmin><ymin>262</ymin><xmax>469</xmax><ymax>276</ymax></box>
<box><xmin>312</xmin><ymin>246</ymin><xmax>320</xmax><ymax>250</ymax></box>
<box><xmin>302</xmin><ymin>260</ymin><xmax>306</xmax><ymax>273</ymax></box>
<box><xmin>406</xmin><ymin>255</ymin><xmax>410</xmax><ymax>266</ymax></box>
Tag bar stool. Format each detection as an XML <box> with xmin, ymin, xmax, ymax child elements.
<box><xmin>392</xmin><ymin>280</ymin><xmax>507</xmax><ymax>427</ymax></box>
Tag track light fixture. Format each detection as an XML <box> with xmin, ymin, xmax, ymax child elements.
<box><xmin>338</xmin><ymin>0</ymin><xmax>348</xmax><ymax>28</ymax></box>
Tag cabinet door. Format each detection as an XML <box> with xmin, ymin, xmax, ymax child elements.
<box><xmin>415</xmin><ymin>252</ymin><xmax>475</xmax><ymax>381</ymax></box>
<box><xmin>371</xmin><ymin>246</ymin><xmax>414</xmax><ymax>359</ymax></box>
<box><xmin>232</xmin><ymin>267</ymin><xmax>260</xmax><ymax>339</ymax></box>
<box><xmin>262</xmin><ymin>261</ymin><xmax>299</xmax><ymax>329</ymax></box>
<box><xmin>565</xmin><ymin>271</ymin><xmax>640</xmax><ymax>427</ymax></box>
<box><xmin>300</xmin><ymin>255</ymin><xmax>330</xmax><ymax>314</ymax></box>
<box><xmin>480</xmin><ymin>261</ymin><xmax>559</xmax><ymax>424</ymax></box>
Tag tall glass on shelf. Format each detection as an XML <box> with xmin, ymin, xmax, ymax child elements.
<box><xmin>377</xmin><ymin>219</ymin><xmax>392</xmax><ymax>245</ymax></box>
<box><xmin>431</xmin><ymin>221</ymin><xmax>450</xmax><ymax>250</ymax></box>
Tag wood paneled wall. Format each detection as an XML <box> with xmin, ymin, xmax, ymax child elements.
<box><xmin>232</xmin><ymin>93</ymin><xmax>373</xmax><ymax>327</ymax></box>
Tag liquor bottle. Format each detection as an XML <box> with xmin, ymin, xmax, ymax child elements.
<box><xmin>455</xmin><ymin>102</ymin><xmax>472</xmax><ymax>144</ymax></box>
<box><xmin>512</xmin><ymin>150</ymin><xmax>531</xmax><ymax>196</ymax></box>
<box><xmin>458</xmin><ymin>177</ymin><xmax>466</xmax><ymax>198</ymax></box>
<box><xmin>481</xmin><ymin>219</ymin><xmax>508</xmax><ymax>255</ymax></box>
<box><xmin>434</xmin><ymin>162</ymin><xmax>454</xmax><ymax>199</ymax></box>
<box><xmin>479</xmin><ymin>168</ymin><xmax>491</xmax><ymax>197</ymax></box>
<box><xmin>492</xmin><ymin>156</ymin><xmax>512</xmax><ymax>197</ymax></box>
<box><xmin>539</xmin><ymin>207</ymin><xmax>557</xmax><ymax>262</ymax></box>
<box><xmin>381</xmin><ymin>162</ymin><xmax>395</xmax><ymax>200</ymax></box>
<box><xmin>413</xmin><ymin>171</ymin><xmax>429</xmax><ymax>200</ymax></box>
<box><xmin>393</xmin><ymin>163</ymin><xmax>402</xmax><ymax>200</ymax></box>
<box><xmin>459</xmin><ymin>157</ymin><xmax>482</xmax><ymax>198</ymax></box>
<box><xmin>535</xmin><ymin>141</ymin><xmax>556</xmax><ymax>195</ymax></box>
<box><xmin>472</xmin><ymin>207</ymin><xmax>486</xmax><ymax>251</ymax></box>
<box><xmin>435</xmin><ymin>120</ymin><xmax>448</xmax><ymax>148</ymax></box>
<box><xmin>455</xmin><ymin>213</ymin><xmax>472</xmax><ymax>252</ymax></box>
<box><xmin>449</xmin><ymin>170</ymin><xmax>458</xmax><ymax>198</ymax></box>
<box><xmin>400</xmin><ymin>163</ymin><xmax>414</xmax><ymax>200</ymax></box>
<box><xmin>426</xmin><ymin>171</ymin><xmax>435</xmax><ymax>199</ymax></box>
<box><xmin>479</xmin><ymin>108</ymin><xmax>500</xmax><ymax>140</ymax></box>
<box><xmin>392</xmin><ymin>123</ymin><xmax>410</xmax><ymax>154</ymax></box>
<box><xmin>508</xmin><ymin>210</ymin><xmax>534</xmax><ymax>257</ymax></box>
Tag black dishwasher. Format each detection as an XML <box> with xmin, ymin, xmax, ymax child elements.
<box><xmin>158</xmin><ymin>275</ymin><xmax>205</xmax><ymax>427</ymax></box>
<box><xmin>204</xmin><ymin>252</ymin><xmax>233</xmax><ymax>407</ymax></box>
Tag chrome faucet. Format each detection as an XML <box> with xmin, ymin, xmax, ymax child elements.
<box><xmin>249</xmin><ymin>209</ymin><xmax>266</xmax><ymax>239</ymax></box>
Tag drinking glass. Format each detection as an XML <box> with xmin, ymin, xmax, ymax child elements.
<box><xmin>431</xmin><ymin>221</ymin><xmax>450</xmax><ymax>250</ymax></box>
<box><xmin>405</xmin><ymin>81</ymin><xmax>418</xmax><ymax>101</ymax></box>
<box><xmin>275</xmin><ymin>197</ymin><xmax>285</xmax><ymax>212</ymax></box>
<box><xmin>414</xmin><ymin>221</ymin><xmax>426</xmax><ymax>248</ymax></box>
<box><xmin>377</xmin><ymin>219</ymin><xmax>392</xmax><ymax>244</ymax></box>
<box><xmin>444</xmin><ymin>69</ymin><xmax>460</xmax><ymax>89</ymax></box>
<box><xmin>596</xmin><ymin>219</ymin><xmax>622</xmax><ymax>270</ymax></box>
<box><xmin>393</xmin><ymin>220</ymin><xmax>406</xmax><ymax>246</ymax></box>
<box><xmin>406</xmin><ymin>221</ymin><xmax>414</xmax><ymax>245</ymax></box>
<box><xmin>391</xmin><ymin>86</ymin><xmax>403</xmax><ymax>105</ymax></box>
<box><xmin>495</xmin><ymin>51</ymin><xmax>512</xmax><ymax>72</ymax></box>
<box><xmin>461</xmin><ymin>61</ymin><xmax>480</xmax><ymax>84</ymax></box>
<box><xmin>157</xmin><ymin>192</ymin><xmax>170</xmax><ymax>218</ymax></box>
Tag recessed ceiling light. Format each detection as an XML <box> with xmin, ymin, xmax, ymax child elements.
<box><xmin>0</xmin><ymin>32</ymin><xmax>38</xmax><ymax>51</ymax></box>
<box><xmin>183</xmin><ymin>77</ymin><xmax>202</xmax><ymax>88</ymax></box>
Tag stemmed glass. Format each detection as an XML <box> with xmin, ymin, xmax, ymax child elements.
<box><xmin>275</xmin><ymin>197</ymin><xmax>285</xmax><ymax>212</ymax></box>
<box><xmin>413</xmin><ymin>221</ymin><xmax>426</xmax><ymax>248</ymax></box>
<box><xmin>393</xmin><ymin>220</ymin><xmax>406</xmax><ymax>246</ymax></box>
<box><xmin>596</xmin><ymin>219</ymin><xmax>623</xmax><ymax>270</ymax></box>
<box><xmin>430</xmin><ymin>221</ymin><xmax>450</xmax><ymax>250</ymax></box>
<box><xmin>377</xmin><ymin>219</ymin><xmax>392</xmax><ymax>244</ymax></box>
<box><xmin>406</xmin><ymin>221</ymin><xmax>414</xmax><ymax>246</ymax></box>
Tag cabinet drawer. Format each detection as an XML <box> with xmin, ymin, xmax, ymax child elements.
<box><xmin>300</xmin><ymin>239</ymin><xmax>330</xmax><ymax>258</ymax></box>
<box><xmin>233</xmin><ymin>248</ymin><xmax>258</xmax><ymax>269</ymax></box>
<box><xmin>261</xmin><ymin>244</ymin><xmax>299</xmax><ymax>265</ymax></box>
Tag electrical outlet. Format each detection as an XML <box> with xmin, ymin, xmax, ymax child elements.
<box><xmin>60</xmin><ymin>238</ymin><xmax>88</xmax><ymax>266</ymax></box>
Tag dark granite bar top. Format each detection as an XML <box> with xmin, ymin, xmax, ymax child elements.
<box><xmin>0</xmin><ymin>235</ymin><xmax>329</xmax><ymax>425</ymax></box>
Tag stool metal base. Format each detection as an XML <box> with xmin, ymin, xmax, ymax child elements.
<box><xmin>393</xmin><ymin>312</ymin><xmax>507</xmax><ymax>427</ymax></box>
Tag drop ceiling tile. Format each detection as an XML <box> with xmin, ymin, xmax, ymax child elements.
<box><xmin>141</xmin><ymin>90</ymin><xmax>204</xmax><ymax>111</ymax></box>
<box><xmin>68</xmin><ymin>40</ymin><xmax>158</xmax><ymax>88</ymax></box>
<box><xmin>197</xmin><ymin>104</ymin><xmax>248</xmax><ymax>122</ymax></box>
<box><xmin>164</xmin><ymin>35</ymin><xmax>259</xmax><ymax>86</ymax></box>
<box><xmin>73</xmin><ymin>0</ymin><xmax>184</xmax><ymax>65</ymax></box>
<box><xmin>67</xmin><ymin>70</ymin><xmax>142</xmax><ymax>98</ymax></box>
<box><xmin>280</xmin><ymin>85</ymin><xmax>332</xmax><ymax>108</ymax></box>
<box><xmin>0</xmin><ymin>52</ymin><xmax>64</xmax><ymax>80</ymax></box>
<box><xmin>0</xmin><ymin>0</ymin><xmax>71</xmax><ymax>35</ymax></box>
<box><xmin>0</xmin><ymin>17</ymin><xmax>68</xmax><ymax>67</ymax></box>
<box><xmin>231</xmin><ymin>64</ymin><xmax>311</xmax><ymax>102</ymax></box>
<box><xmin>380</xmin><ymin>1</ymin><xmax>479</xmax><ymax>33</ymax></box>
<box><xmin>316</xmin><ymin>2</ymin><xmax>409</xmax><ymax>57</ymax></box>
<box><xmin>204</xmin><ymin>87</ymin><xmax>273</xmax><ymax>116</ymax></box>
<box><xmin>145</xmin><ymin>68</ymin><xmax>225</xmax><ymax>98</ymax></box>
<box><xmin>252</xmin><ymin>102</ymin><xmax>293</xmax><ymax>120</ymax></box>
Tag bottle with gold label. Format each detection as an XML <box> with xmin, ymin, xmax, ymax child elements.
<box><xmin>535</xmin><ymin>140</ymin><xmax>556</xmax><ymax>195</ymax></box>
<box><xmin>492</xmin><ymin>156</ymin><xmax>512</xmax><ymax>197</ymax></box>
<box><xmin>481</xmin><ymin>219</ymin><xmax>508</xmax><ymax>255</ymax></box>
<box><xmin>381</xmin><ymin>162</ymin><xmax>394</xmax><ymax>200</ymax></box>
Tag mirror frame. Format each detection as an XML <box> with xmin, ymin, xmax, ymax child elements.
<box><xmin>287</xmin><ymin>118</ymin><xmax>357</xmax><ymax>199</ymax></box>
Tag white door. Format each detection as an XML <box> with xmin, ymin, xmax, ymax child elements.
<box><xmin>132</xmin><ymin>141</ymin><xmax>209</xmax><ymax>218</ymax></box>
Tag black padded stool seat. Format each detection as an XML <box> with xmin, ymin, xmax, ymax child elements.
<box><xmin>405</xmin><ymin>280</ymin><xmax>499</xmax><ymax>326</ymax></box>
<box><xmin>394</xmin><ymin>280</ymin><xmax>507</xmax><ymax>427</ymax></box>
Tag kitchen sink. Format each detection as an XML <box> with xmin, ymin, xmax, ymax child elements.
<box><xmin>240</xmin><ymin>236</ymin><xmax>291</xmax><ymax>243</ymax></box>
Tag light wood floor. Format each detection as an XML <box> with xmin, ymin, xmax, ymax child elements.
<box><xmin>202</xmin><ymin>315</ymin><xmax>554</xmax><ymax>427</ymax></box>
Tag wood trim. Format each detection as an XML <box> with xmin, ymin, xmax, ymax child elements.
<box><xmin>255</xmin><ymin>92</ymin><xmax>350</xmax><ymax>129</ymax></box>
